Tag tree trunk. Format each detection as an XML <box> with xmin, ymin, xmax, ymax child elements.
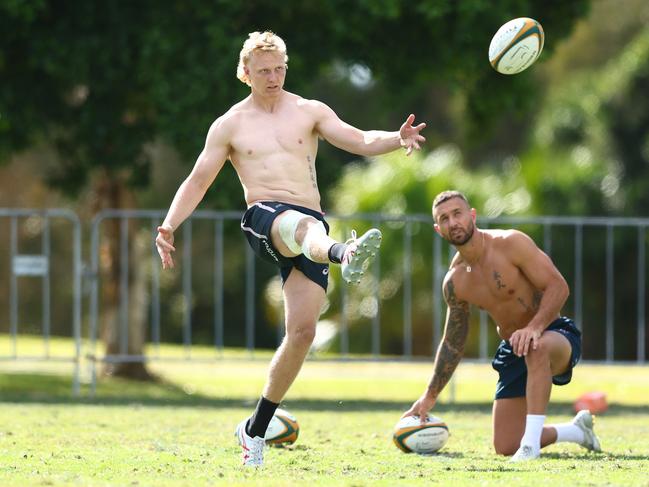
<box><xmin>92</xmin><ymin>173</ymin><xmax>156</xmax><ymax>381</ymax></box>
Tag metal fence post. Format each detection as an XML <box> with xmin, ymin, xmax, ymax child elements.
<box><xmin>403</xmin><ymin>220</ymin><xmax>412</xmax><ymax>358</ymax></box>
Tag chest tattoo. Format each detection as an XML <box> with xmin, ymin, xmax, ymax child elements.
<box><xmin>493</xmin><ymin>271</ymin><xmax>507</xmax><ymax>290</ymax></box>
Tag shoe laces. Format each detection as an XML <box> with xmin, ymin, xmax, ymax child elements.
<box><xmin>344</xmin><ymin>229</ymin><xmax>358</xmax><ymax>246</ymax></box>
<box><xmin>243</xmin><ymin>436</ymin><xmax>264</xmax><ymax>465</ymax></box>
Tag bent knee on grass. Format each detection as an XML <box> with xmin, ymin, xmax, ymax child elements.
<box><xmin>492</xmin><ymin>397</ymin><xmax>526</xmax><ymax>456</ymax></box>
<box><xmin>493</xmin><ymin>441</ymin><xmax>518</xmax><ymax>456</ymax></box>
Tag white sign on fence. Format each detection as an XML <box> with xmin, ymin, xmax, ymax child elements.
<box><xmin>13</xmin><ymin>255</ymin><xmax>49</xmax><ymax>276</ymax></box>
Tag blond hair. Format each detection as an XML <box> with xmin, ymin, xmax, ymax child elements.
<box><xmin>236</xmin><ymin>31</ymin><xmax>288</xmax><ymax>86</ymax></box>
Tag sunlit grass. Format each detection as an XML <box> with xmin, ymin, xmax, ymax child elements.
<box><xmin>0</xmin><ymin>335</ymin><xmax>647</xmax><ymax>486</ymax></box>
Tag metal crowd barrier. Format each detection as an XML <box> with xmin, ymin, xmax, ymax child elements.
<box><xmin>0</xmin><ymin>208</ymin><xmax>82</xmax><ymax>395</ymax></box>
<box><xmin>1</xmin><ymin>208</ymin><xmax>646</xmax><ymax>396</ymax></box>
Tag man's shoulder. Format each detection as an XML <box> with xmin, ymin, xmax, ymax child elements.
<box><xmin>442</xmin><ymin>275</ymin><xmax>470</xmax><ymax>308</ymax></box>
<box><xmin>441</xmin><ymin>267</ymin><xmax>465</xmax><ymax>298</ymax></box>
<box><xmin>487</xmin><ymin>228</ymin><xmax>535</xmax><ymax>249</ymax></box>
<box><xmin>210</xmin><ymin>99</ymin><xmax>252</xmax><ymax>134</ymax></box>
<box><xmin>485</xmin><ymin>228</ymin><xmax>521</xmax><ymax>239</ymax></box>
<box><xmin>288</xmin><ymin>93</ymin><xmax>328</xmax><ymax>115</ymax></box>
<box><xmin>223</xmin><ymin>97</ymin><xmax>253</xmax><ymax>118</ymax></box>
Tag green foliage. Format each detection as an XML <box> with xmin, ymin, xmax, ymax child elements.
<box><xmin>530</xmin><ymin>28</ymin><xmax>649</xmax><ymax>215</ymax></box>
<box><xmin>0</xmin><ymin>1</ymin><xmax>593</xmax><ymax>354</ymax></box>
<box><xmin>0</xmin><ymin>0</ymin><xmax>589</xmax><ymax>205</ymax></box>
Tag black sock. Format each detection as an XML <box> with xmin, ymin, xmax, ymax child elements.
<box><xmin>246</xmin><ymin>396</ymin><xmax>280</xmax><ymax>438</ymax></box>
<box><xmin>328</xmin><ymin>243</ymin><xmax>347</xmax><ymax>264</ymax></box>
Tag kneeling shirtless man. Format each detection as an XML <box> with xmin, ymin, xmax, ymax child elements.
<box><xmin>403</xmin><ymin>190</ymin><xmax>601</xmax><ymax>461</ymax></box>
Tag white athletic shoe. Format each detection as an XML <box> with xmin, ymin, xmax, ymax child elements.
<box><xmin>341</xmin><ymin>228</ymin><xmax>382</xmax><ymax>284</ymax></box>
<box><xmin>573</xmin><ymin>410</ymin><xmax>602</xmax><ymax>452</ymax></box>
<box><xmin>509</xmin><ymin>444</ymin><xmax>540</xmax><ymax>462</ymax></box>
<box><xmin>235</xmin><ymin>419</ymin><xmax>265</xmax><ymax>467</ymax></box>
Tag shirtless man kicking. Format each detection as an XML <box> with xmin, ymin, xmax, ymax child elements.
<box><xmin>155</xmin><ymin>31</ymin><xmax>426</xmax><ymax>467</ymax></box>
<box><xmin>403</xmin><ymin>190</ymin><xmax>601</xmax><ymax>461</ymax></box>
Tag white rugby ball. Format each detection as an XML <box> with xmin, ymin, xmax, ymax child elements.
<box><xmin>264</xmin><ymin>408</ymin><xmax>299</xmax><ymax>445</ymax></box>
<box><xmin>488</xmin><ymin>17</ymin><xmax>544</xmax><ymax>74</ymax></box>
<box><xmin>393</xmin><ymin>415</ymin><xmax>449</xmax><ymax>454</ymax></box>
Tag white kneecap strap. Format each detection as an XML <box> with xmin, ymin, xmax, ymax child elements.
<box><xmin>278</xmin><ymin>210</ymin><xmax>306</xmax><ymax>254</ymax></box>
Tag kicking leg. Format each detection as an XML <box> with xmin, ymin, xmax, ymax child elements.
<box><xmin>270</xmin><ymin>211</ymin><xmax>338</xmax><ymax>262</ymax></box>
<box><xmin>270</xmin><ymin>210</ymin><xmax>382</xmax><ymax>283</ymax></box>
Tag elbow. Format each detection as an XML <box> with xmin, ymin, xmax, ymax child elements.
<box><xmin>558</xmin><ymin>277</ymin><xmax>570</xmax><ymax>306</ymax></box>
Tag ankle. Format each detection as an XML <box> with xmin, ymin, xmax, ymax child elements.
<box><xmin>328</xmin><ymin>243</ymin><xmax>347</xmax><ymax>263</ymax></box>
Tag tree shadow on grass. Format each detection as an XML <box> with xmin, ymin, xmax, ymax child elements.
<box><xmin>1</xmin><ymin>372</ymin><xmax>648</xmax><ymax>418</ymax></box>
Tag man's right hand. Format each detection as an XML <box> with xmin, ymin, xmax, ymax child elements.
<box><xmin>401</xmin><ymin>392</ymin><xmax>437</xmax><ymax>424</ymax></box>
<box><xmin>156</xmin><ymin>225</ymin><xmax>176</xmax><ymax>269</ymax></box>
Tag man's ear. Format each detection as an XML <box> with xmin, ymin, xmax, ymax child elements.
<box><xmin>433</xmin><ymin>223</ymin><xmax>442</xmax><ymax>236</ymax></box>
<box><xmin>470</xmin><ymin>208</ymin><xmax>477</xmax><ymax>222</ymax></box>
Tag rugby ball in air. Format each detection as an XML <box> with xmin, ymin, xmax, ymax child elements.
<box><xmin>393</xmin><ymin>415</ymin><xmax>449</xmax><ymax>454</ymax></box>
<box><xmin>264</xmin><ymin>408</ymin><xmax>300</xmax><ymax>445</ymax></box>
<box><xmin>489</xmin><ymin>17</ymin><xmax>544</xmax><ymax>74</ymax></box>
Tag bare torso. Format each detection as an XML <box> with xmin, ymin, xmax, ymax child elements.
<box><xmin>449</xmin><ymin>230</ymin><xmax>554</xmax><ymax>340</ymax></box>
<box><xmin>225</xmin><ymin>91</ymin><xmax>323</xmax><ymax>211</ymax></box>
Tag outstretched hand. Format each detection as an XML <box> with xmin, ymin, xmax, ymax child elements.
<box><xmin>399</xmin><ymin>114</ymin><xmax>426</xmax><ymax>156</ymax></box>
<box><xmin>401</xmin><ymin>392</ymin><xmax>437</xmax><ymax>424</ymax></box>
<box><xmin>155</xmin><ymin>225</ymin><xmax>176</xmax><ymax>270</ymax></box>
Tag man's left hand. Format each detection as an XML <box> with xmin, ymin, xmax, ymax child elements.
<box><xmin>399</xmin><ymin>114</ymin><xmax>426</xmax><ymax>156</ymax></box>
<box><xmin>509</xmin><ymin>326</ymin><xmax>542</xmax><ymax>356</ymax></box>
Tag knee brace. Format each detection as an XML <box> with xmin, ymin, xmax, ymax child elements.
<box><xmin>278</xmin><ymin>210</ymin><xmax>305</xmax><ymax>254</ymax></box>
<box><xmin>278</xmin><ymin>210</ymin><xmax>327</xmax><ymax>260</ymax></box>
<box><xmin>301</xmin><ymin>220</ymin><xmax>327</xmax><ymax>261</ymax></box>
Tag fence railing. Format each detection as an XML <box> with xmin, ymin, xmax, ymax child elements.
<box><xmin>86</xmin><ymin>210</ymin><xmax>648</xmax><ymax>372</ymax></box>
<box><xmin>1</xmin><ymin>208</ymin><xmax>647</xmax><ymax>395</ymax></box>
<box><xmin>0</xmin><ymin>208</ymin><xmax>82</xmax><ymax>394</ymax></box>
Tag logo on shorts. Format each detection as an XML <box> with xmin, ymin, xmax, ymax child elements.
<box><xmin>322</xmin><ymin>268</ymin><xmax>329</xmax><ymax>275</ymax></box>
<box><xmin>262</xmin><ymin>239</ymin><xmax>279</xmax><ymax>262</ymax></box>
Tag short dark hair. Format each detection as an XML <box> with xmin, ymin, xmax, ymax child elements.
<box><xmin>432</xmin><ymin>190</ymin><xmax>469</xmax><ymax>209</ymax></box>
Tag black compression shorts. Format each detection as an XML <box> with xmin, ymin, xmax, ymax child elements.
<box><xmin>240</xmin><ymin>201</ymin><xmax>330</xmax><ymax>291</ymax></box>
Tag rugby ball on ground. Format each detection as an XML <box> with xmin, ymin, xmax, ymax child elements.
<box><xmin>264</xmin><ymin>408</ymin><xmax>299</xmax><ymax>445</ymax></box>
<box><xmin>393</xmin><ymin>415</ymin><xmax>449</xmax><ymax>454</ymax></box>
<box><xmin>489</xmin><ymin>17</ymin><xmax>544</xmax><ymax>74</ymax></box>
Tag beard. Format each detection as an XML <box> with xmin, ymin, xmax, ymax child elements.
<box><xmin>446</xmin><ymin>220</ymin><xmax>475</xmax><ymax>246</ymax></box>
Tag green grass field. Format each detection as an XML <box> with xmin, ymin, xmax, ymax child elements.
<box><xmin>0</xmin><ymin>337</ymin><xmax>648</xmax><ymax>486</ymax></box>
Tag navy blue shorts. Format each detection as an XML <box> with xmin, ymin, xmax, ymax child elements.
<box><xmin>492</xmin><ymin>316</ymin><xmax>582</xmax><ymax>400</ymax></box>
<box><xmin>240</xmin><ymin>201</ymin><xmax>330</xmax><ymax>291</ymax></box>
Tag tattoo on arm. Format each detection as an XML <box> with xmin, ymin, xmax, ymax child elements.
<box><xmin>428</xmin><ymin>280</ymin><xmax>470</xmax><ymax>395</ymax></box>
